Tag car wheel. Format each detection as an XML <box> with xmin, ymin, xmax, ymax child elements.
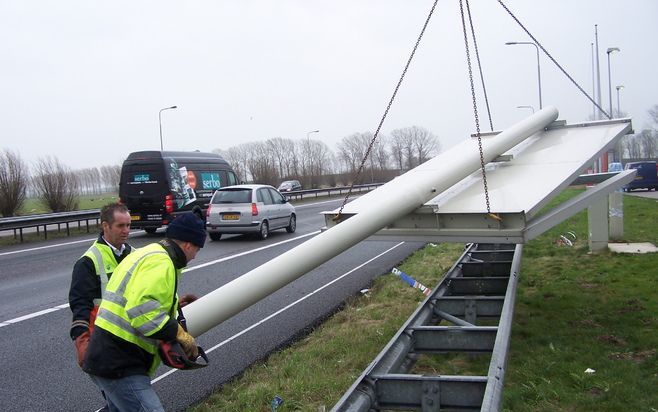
<box><xmin>258</xmin><ymin>221</ymin><xmax>269</xmax><ymax>240</ymax></box>
<box><xmin>144</xmin><ymin>227</ymin><xmax>157</xmax><ymax>234</ymax></box>
<box><xmin>286</xmin><ymin>214</ymin><xmax>296</xmax><ymax>233</ymax></box>
<box><xmin>209</xmin><ymin>232</ymin><xmax>222</xmax><ymax>241</ymax></box>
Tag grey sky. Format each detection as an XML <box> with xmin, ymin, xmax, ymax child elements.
<box><xmin>1</xmin><ymin>1</ymin><xmax>656</xmax><ymax>169</ymax></box>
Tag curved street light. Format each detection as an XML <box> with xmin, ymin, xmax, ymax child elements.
<box><xmin>306</xmin><ymin>129</ymin><xmax>319</xmax><ymax>141</ymax></box>
<box><xmin>516</xmin><ymin>105</ymin><xmax>535</xmax><ymax>114</ymax></box>
<box><xmin>615</xmin><ymin>85</ymin><xmax>624</xmax><ymax>116</ymax></box>
<box><xmin>505</xmin><ymin>41</ymin><xmax>542</xmax><ymax>110</ymax></box>
<box><xmin>159</xmin><ymin>105</ymin><xmax>178</xmax><ymax>151</ymax></box>
<box><xmin>606</xmin><ymin>47</ymin><xmax>620</xmax><ymax>118</ymax></box>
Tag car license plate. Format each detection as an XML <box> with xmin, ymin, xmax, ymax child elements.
<box><xmin>131</xmin><ymin>215</ymin><xmax>141</xmax><ymax>221</ymax></box>
<box><xmin>635</xmin><ymin>176</ymin><xmax>643</xmax><ymax>180</ymax></box>
<box><xmin>223</xmin><ymin>214</ymin><xmax>240</xmax><ymax>221</ymax></box>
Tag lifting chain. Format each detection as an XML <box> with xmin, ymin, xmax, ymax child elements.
<box><xmin>334</xmin><ymin>0</ymin><xmax>440</xmax><ymax>221</ymax></box>
<box><xmin>496</xmin><ymin>0</ymin><xmax>611</xmax><ymax>119</ymax></box>
<box><xmin>459</xmin><ymin>0</ymin><xmax>492</xmax><ymax>215</ymax></box>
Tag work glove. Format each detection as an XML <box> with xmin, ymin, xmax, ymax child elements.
<box><xmin>74</xmin><ymin>330</ymin><xmax>90</xmax><ymax>368</ymax></box>
<box><xmin>176</xmin><ymin>324</ymin><xmax>199</xmax><ymax>359</ymax></box>
<box><xmin>178</xmin><ymin>294</ymin><xmax>198</xmax><ymax>308</ymax></box>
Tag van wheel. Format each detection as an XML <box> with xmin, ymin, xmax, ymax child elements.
<box><xmin>286</xmin><ymin>215</ymin><xmax>296</xmax><ymax>233</ymax></box>
<box><xmin>209</xmin><ymin>233</ymin><xmax>222</xmax><ymax>241</ymax></box>
<box><xmin>258</xmin><ymin>221</ymin><xmax>269</xmax><ymax>240</ymax></box>
<box><xmin>144</xmin><ymin>228</ymin><xmax>157</xmax><ymax>234</ymax></box>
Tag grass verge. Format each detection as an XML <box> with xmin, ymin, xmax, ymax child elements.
<box><xmin>191</xmin><ymin>189</ymin><xmax>658</xmax><ymax>412</ymax></box>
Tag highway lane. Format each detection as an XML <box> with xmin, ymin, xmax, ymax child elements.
<box><xmin>0</xmin><ymin>198</ymin><xmax>425</xmax><ymax>411</ymax></box>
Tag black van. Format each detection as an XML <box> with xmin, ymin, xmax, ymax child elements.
<box><xmin>119</xmin><ymin>151</ymin><xmax>239</xmax><ymax>233</ymax></box>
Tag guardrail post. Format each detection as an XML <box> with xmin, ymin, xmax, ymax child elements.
<box><xmin>587</xmin><ymin>190</ymin><xmax>609</xmax><ymax>252</ymax></box>
<box><xmin>609</xmin><ymin>190</ymin><xmax>623</xmax><ymax>241</ymax></box>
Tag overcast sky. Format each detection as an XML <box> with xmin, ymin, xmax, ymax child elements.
<box><xmin>1</xmin><ymin>1</ymin><xmax>656</xmax><ymax>170</ymax></box>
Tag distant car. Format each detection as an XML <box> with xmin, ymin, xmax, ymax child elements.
<box><xmin>277</xmin><ymin>180</ymin><xmax>302</xmax><ymax>192</ymax></box>
<box><xmin>206</xmin><ymin>184</ymin><xmax>296</xmax><ymax>240</ymax></box>
<box><xmin>608</xmin><ymin>162</ymin><xmax>623</xmax><ymax>172</ymax></box>
<box><xmin>623</xmin><ymin>161</ymin><xmax>658</xmax><ymax>192</ymax></box>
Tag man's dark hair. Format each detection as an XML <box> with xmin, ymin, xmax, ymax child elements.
<box><xmin>100</xmin><ymin>203</ymin><xmax>130</xmax><ymax>225</ymax></box>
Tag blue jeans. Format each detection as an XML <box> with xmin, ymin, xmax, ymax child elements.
<box><xmin>90</xmin><ymin>374</ymin><xmax>164</xmax><ymax>412</ymax></box>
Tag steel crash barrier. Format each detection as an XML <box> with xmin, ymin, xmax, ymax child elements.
<box><xmin>0</xmin><ymin>210</ymin><xmax>101</xmax><ymax>242</ymax></box>
<box><xmin>0</xmin><ymin>184</ymin><xmax>382</xmax><ymax>242</ymax></box>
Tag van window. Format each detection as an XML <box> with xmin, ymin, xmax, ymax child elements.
<box><xmin>257</xmin><ymin>188</ymin><xmax>274</xmax><ymax>205</ymax></box>
<box><xmin>121</xmin><ymin>163</ymin><xmax>165</xmax><ymax>197</ymax></box>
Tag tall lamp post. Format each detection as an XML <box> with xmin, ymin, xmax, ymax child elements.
<box><xmin>615</xmin><ymin>85</ymin><xmax>624</xmax><ymax>116</ymax></box>
<box><xmin>505</xmin><ymin>41</ymin><xmax>542</xmax><ymax>110</ymax></box>
<box><xmin>516</xmin><ymin>105</ymin><xmax>535</xmax><ymax>114</ymax></box>
<box><xmin>606</xmin><ymin>47</ymin><xmax>620</xmax><ymax>118</ymax></box>
<box><xmin>306</xmin><ymin>129</ymin><xmax>319</xmax><ymax>141</ymax></box>
<box><xmin>159</xmin><ymin>105</ymin><xmax>178</xmax><ymax>151</ymax></box>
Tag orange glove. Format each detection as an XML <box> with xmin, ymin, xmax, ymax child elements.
<box><xmin>176</xmin><ymin>324</ymin><xmax>199</xmax><ymax>359</ymax></box>
<box><xmin>179</xmin><ymin>294</ymin><xmax>198</xmax><ymax>308</ymax></box>
<box><xmin>74</xmin><ymin>330</ymin><xmax>90</xmax><ymax>368</ymax></box>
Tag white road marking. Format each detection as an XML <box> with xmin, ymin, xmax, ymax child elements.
<box><xmin>151</xmin><ymin>241</ymin><xmax>405</xmax><ymax>384</ymax></box>
<box><xmin>0</xmin><ymin>232</ymin><xmax>320</xmax><ymax>327</ymax></box>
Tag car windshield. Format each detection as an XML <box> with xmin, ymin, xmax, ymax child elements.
<box><xmin>212</xmin><ymin>188</ymin><xmax>252</xmax><ymax>204</ymax></box>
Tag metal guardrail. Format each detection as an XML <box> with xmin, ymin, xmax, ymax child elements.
<box><xmin>280</xmin><ymin>183</ymin><xmax>383</xmax><ymax>201</ymax></box>
<box><xmin>0</xmin><ymin>210</ymin><xmax>101</xmax><ymax>242</ymax></box>
<box><xmin>332</xmin><ymin>243</ymin><xmax>521</xmax><ymax>411</ymax></box>
<box><xmin>0</xmin><ymin>183</ymin><xmax>383</xmax><ymax>242</ymax></box>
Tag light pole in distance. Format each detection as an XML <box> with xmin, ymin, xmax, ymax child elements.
<box><xmin>606</xmin><ymin>47</ymin><xmax>620</xmax><ymax>118</ymax></box>
<box><xmin>159</xmin><ymin>105</ymin><xmax>178</xmax><ymax>151</ymax></box>
<box><xmin>516</xmin><ymin>105</ymin><xmax>535</xmax><ymax>114</ymax></box>
<box><xmin>505</xmin><ymin>41</ymin><xmax>542</xmax><ymax>110</ymax></box>
<box><xmin>615</xmin><ymin>85</ymin><xmax>624</xmax><ymax>116</ymax></box>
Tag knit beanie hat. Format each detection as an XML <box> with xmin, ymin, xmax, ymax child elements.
<box><xmin>166</xmin><ymin>211</ymin><xmax>206</xmax><ymax>248</ymax></box>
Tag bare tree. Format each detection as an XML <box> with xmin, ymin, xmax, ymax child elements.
<box><xmin>638</xmin><ymin>129</ymin><xmax>658</xmax><ymax>158</ymax></box>
<box><xmin>245</xmin><ymin>142</ymin><xmax>279</xmax><ymax>185</ymax></box>
<box><xmin>32</xmin><ymin>156</ymin><xmax>79</xmax><ymax>212</ymax></box>
<box><xmin>390</xmin><ymin>126</ymin><xmax>439</xmax><ymax>171</ymax></box>
<box><xmin>648</xmin><ymin>104</ymin><xmax>658</xmax><ymax>128</ymax></box>
<box><xmin>266</xmin><ymin>137</ymin><xmax>298</xmax><ymax>179</ymax></box>
<box><xmin>217</xmin><ymin>146</ymin><xmax>248</xmax><ymax>183</ymax></box>
<box><xmin>0</xmin><ymin>149</ymin><xmax>29</xmax><ymax>216</ymax></box>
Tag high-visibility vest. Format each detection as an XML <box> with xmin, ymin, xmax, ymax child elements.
<box><xmin>82</xmin><ymin>241</ymin><xmax>131</xmax><ymax>305</ymax></box>
<box><xmin>94</xmin><ymin>243</ymin><xmax>181</xmax><ymax>375</ymax></box>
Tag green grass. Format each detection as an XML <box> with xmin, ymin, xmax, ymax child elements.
<box><xmin>18</xmin><ymin>192</ymin><xmax>119</xmax><ymax>215</ymax></box>
<box><xmin>190</xmin><ymin>189</ymin><xmax>658</xmax><ymax>412</ymax></box>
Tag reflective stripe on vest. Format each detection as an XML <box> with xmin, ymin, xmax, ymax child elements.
<box><xmin>94</xmin><ymin>247</ymin><xmax>174</xmax><ymax>368</ymax></box>
<box><xmin>83</xmin><ymin>241</ymin><xmax>127</xmax><ymax>306</ymax></box>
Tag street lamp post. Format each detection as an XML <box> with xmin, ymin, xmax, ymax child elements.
<box><xmin>159</xmin><ymin>105</ymin><xmax>178</xmax><ymax>151</ymax></box>
<box><xmin>615</xmin><ymin>85</ymin><xmax>624</xmax><ymax>116</ymax></box>
<box><xmin>516</xmin><ymin>105</ymin><xmax>535</xmax><ymax>114</ymax></box>
<box><xmin>306</xmin><ymin>129</ymin><xmax>319</xmax><ymax>141</ymax></box>
<box><xmin>606</xmin><ymin>47</ymin><xmax>620</xmax><ymax>118</ymax></box>
<box><xmin>505</xmin><ymin>41</ymin><xmax>542</xmax><ymax>110</ymax></box>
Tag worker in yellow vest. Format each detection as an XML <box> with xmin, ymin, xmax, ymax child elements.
<box><xmin>83</xmin><ymin>209</ymin><xmax>206</xmax><ymax>411</ymax></box>
<box><xmin>69</xmin><ymin>203</ymin><xmax>134</xmax><ymax>364</ymax></box>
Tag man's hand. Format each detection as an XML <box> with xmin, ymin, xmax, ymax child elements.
<box><xmin>179</xmin><ymin>294</ymin><xmax>198</xmax><ymax>308</ymax></box>
<box><xmin>176</xmin><ymin>324</ymin><xmax>199</xmax><ymax>359</ymax></box>
<box><xmin>74</xmin><ymin>330</ymin><xmax>90</xmax><ymax>367</ymax></box>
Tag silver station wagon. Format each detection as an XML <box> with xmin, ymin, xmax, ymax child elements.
<box><xmin>206</xmin><ymin>184</ymin><xmax>296</xmax><ymax>241</ymax></box>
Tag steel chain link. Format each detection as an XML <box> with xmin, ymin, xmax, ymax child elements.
<box><xmin>459</xmin><ymin>0</ymin><xmax>491</xmax><ymax>214</ymax></box>
<box><xmin>334</xmin><ymin>0</ymin><xmax>439</xmax><ymax>221</ymax></box>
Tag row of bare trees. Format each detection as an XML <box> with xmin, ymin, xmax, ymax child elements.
<box><xmin>0</xmin><ymin>151</ymin><xmax>120</xmax><ymax>217</ymax></box>
<box><xmin>217</xmin><ymin>126</ymin><xmax>441</xmax><ymax>188</ymax></box>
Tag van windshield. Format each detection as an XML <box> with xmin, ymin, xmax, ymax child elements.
<box><xmin>212</xmin><ymin>189</ymin><xmax>252</xmax><ymax>204</ymax></box>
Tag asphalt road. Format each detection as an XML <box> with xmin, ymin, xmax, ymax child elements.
<box><xmin>0</xmin><ymin>197</ymin><xmax>424</xmax><ymax>411</ymax></box>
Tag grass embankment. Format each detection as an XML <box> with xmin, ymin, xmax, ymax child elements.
<box><xmin>191</xmin><ymin>189</ymin><xmax>658</xmax><ymax>412</ymax></box>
